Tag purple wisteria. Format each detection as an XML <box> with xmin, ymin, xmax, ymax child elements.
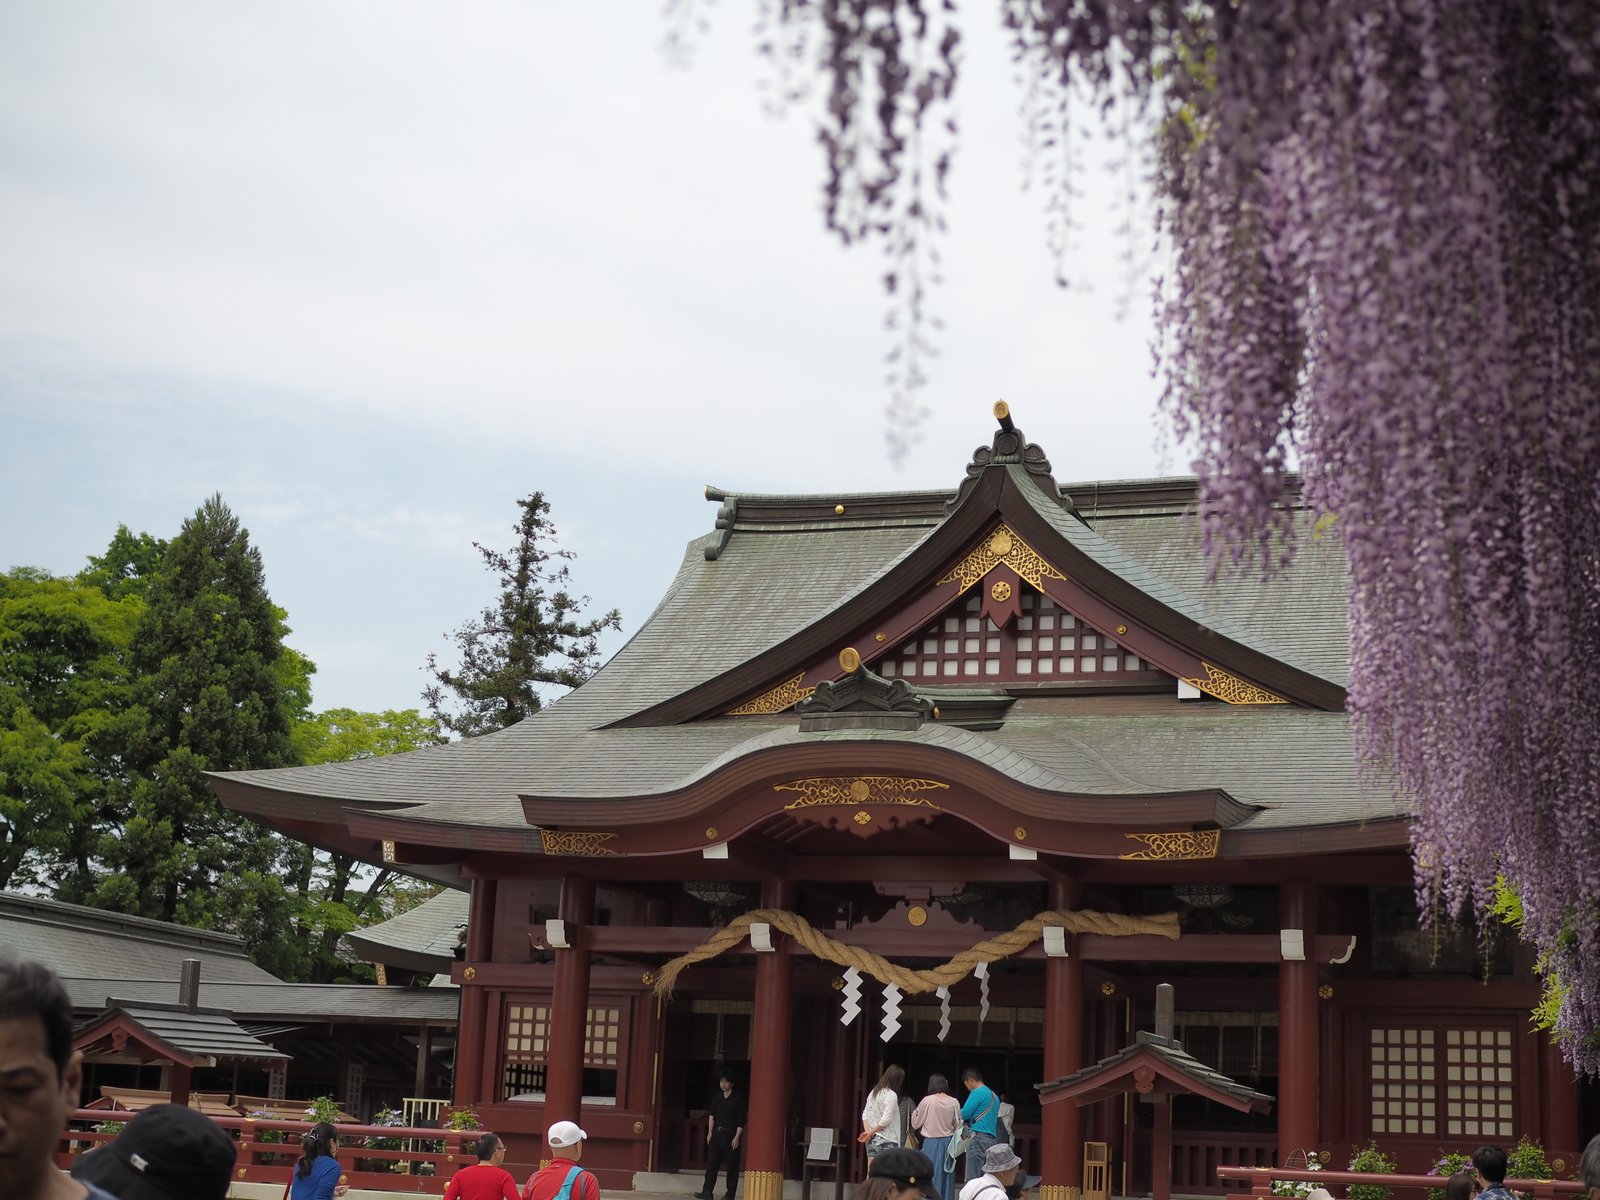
<box><xmin>757</xmin><ymin>0</ymin><xmax>1600</xmax><ymax>1071</ymax></box>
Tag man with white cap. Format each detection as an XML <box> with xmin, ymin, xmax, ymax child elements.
<box><xmin>522</xmin><ymin>1121</ymin><xmax>599</xmax><ymax>1200</ymax></box>
<box><xmin>958</xmin><ymin>1143</ymin><xmax>1022</xmax><ymax>1200</ymax></box>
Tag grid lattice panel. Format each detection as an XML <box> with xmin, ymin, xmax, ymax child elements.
<box><xmin>585</xmin><ymin>1005</ymin><xmax>621</xmax><ymax>1066</ymax></box>
<box><xmin>1369</xmin><ymin>1027</ymin><xmax>1437</xmax><ymax>1136</ymax></box>
<box><xmin>1445</xmin><ymin>1029</ymin><xmax>1514</xmax><ymax>1138</ymax></box>
<box><xmin>878</xmin><ymin>592</ymin><xmax>1165</xmax><ymax>683</ymax></box>
<box><xmin>505</xmin><ymin>1003</ymin><xmax>550</xmax><ymax>1061</ymax></box>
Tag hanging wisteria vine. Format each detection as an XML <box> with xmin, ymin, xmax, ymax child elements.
<box><xmin>735</xmin><ymin>0</ymin><xmax>1600</xmax><ymax>1071</ymax></box>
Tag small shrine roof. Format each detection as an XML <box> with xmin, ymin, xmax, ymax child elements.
<box><xmin>1037</xmin><ymin>1030</ymin><xmax>1274</xmax><ymax>1113</ymax></box>
<box><xmin>75</xmin><ymin>1002</ymin><xmax>292</xmax><ymax>1065</ymax></box>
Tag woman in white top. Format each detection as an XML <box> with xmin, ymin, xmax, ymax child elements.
<box><xmin>860</xmin><ymin>1064</ymin><xmax>906</xmax><ymax>1160</ymax></box>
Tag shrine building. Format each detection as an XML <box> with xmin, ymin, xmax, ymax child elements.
<box><xmin>209</xmin><ymin>406</ymin><xmax>1590</xmax><ymax>1198</ymax></box>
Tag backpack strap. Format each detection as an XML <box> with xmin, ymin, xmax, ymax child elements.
<box><xmin>554</xmin><ymin>1164</ymin><xmax>591</xmax><ymax>1200</ymax></box>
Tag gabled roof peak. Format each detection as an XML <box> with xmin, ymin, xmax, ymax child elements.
<box><xmin>951</xmin><ymin>402</ymin><xmax>1081</xmax><ymax>518</ymax></box>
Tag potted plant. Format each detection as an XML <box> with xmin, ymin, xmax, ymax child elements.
<box><xmin>1348</xmin><ymin>1143</ymin><xmax>1397</xmax><ymax>1200</ymax></box>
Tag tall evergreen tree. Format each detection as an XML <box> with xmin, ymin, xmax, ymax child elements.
<box><xmin>91</xmin><ymin>495</ymin><xmax>309</xmax><ymax>939</ymax></box>
<box><xmin>424</xmin><ymin>492</ymin><xmax>620</xmax><ymax>737</ymax></box>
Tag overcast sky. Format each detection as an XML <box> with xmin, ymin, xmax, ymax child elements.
<box><xmin>0</xmin><ymin>2</ymin><xmax>1175</xmax><ymax>716</ymax></box>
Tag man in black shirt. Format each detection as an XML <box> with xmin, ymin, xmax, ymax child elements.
<box><xmin>696</xmin><ymin>1073</ymin><xmax>746</xmax><ymax>1200</ymax></box>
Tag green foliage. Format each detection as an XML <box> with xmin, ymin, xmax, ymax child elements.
<box><xmin>85</xmin><ymin>496</ymin><xmax>312</xmax><ymax>971</ymax></box>
<box><xmin>0</xmin><ymin>567</ymin><xmax>142</xmax><ymax>890</ymax></box>
<box><xmin>1507</xmin><ymin>1138</ymin><xmax>1552</xmax><ymax>1199</ymax></box>
<box><xmin>1347</xmin><ymin>1143</ymin><xmax>1396</xmax><ymax>1200</ymax></box>
<box><xmin>304</xmin><ymin>1095</ymin><xmax>344</xmax><ymax>1124</ymax></box>
<box><xmin>424</xmin><ymin>492</ymin><xmax>620</xmax><ymax>737</ymax></box>
<box><xmin>1427</xmin><ymin>1153</ymin><xmax>1474</xmax><ymax>1200</ymax></box>
<box><xmin>295</xmin><ymin>707</ymin><xmax>446</xmax><ymax>764</ymax></box>
<box><xmin>1491</xmin><ymin>878</ymin><xmax>1587</xmax><ymax>1049</ymax></box>
<box><xmin>441</xmin><ymin>1106</ymin><xmax>482</xmax><ymax>1131</ymax></box>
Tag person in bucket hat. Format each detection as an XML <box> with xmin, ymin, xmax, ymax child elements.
<box><xmin>70</xmin><ymin>1104</ymin><xmax>236</xmax><ymax>1200</ymax></box>
<box><xmin>957</xmin><ymin>1143</ymin><xmax>1021</xmax><ymax>1200</ymax></box>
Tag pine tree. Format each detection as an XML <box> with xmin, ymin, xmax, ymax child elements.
<box><xmin>91</xmin><ymin>495</ymin><xmax>309</xmax><ymax>940</ymax></box>
<box><xmin>424</xmin><ymin>492</ymin><xmax>620</xmax><ymax>737</ymax></box>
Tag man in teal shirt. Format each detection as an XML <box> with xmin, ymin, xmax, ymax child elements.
<box><xmin>958</xmin><ymin>1069</ymin><xmax>1000</xmax><ymax>1183</ymax></box>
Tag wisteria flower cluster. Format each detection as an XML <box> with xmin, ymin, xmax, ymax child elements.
<box><xmin>738</xmin><ymin>0</ymin><xmax>1600</xmax><ymax>1074</ymax></box>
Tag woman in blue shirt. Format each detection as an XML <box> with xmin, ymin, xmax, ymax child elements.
<box><xmin>290</xmin><ymin>1122</ymin><xmax>351</xmax><ymax>1200</ymax></box>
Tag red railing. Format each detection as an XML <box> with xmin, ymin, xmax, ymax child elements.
<box><xmin>59</xmin><ymin>1110</ymin><xmax>479</xmax><ymax>1194</ymax></box>
<box><xmin>1218</xmin><ymin>1166</ymin><xmax>1585</xmax><ymax>1200</ymax></box>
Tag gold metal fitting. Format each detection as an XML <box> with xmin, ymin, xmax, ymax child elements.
<box><xmin>705</xmin><ymin>826</ymin><xmax>718</xmax><ymax>840</ymax></box>
<box><xmin>840</xmin><ymin>647</ymin><xmax>862</xmax><ymax>672</ymax></box>
<box><xmin>1100</xmin><ymin>981</ymin><xmax>1117</xmax><ymax>995</ymax></box>
<box><xmin>994</xmin><ymin>400</ymin><xmax>1010</xmax><ymax>420</ymax></box>
<box><xmin>835</xmin><ymin>504</ymin><xmax>845</xmax><ymax>515</ymax></box>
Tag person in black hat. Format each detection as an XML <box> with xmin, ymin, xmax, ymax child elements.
<box><xmin>70</xmin><ymin>1103</ymin><xmax>237</xmax><ymax>1200</ymax></box>
<box><xmin>854</xmin><ymin>1146</ymin><xmax>940</xmax><ymax>1200</ymax></box>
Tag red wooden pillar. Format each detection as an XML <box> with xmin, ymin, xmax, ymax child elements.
<box><xmin>746</xmin><ymin>877</ymin><xmax>795</xmax><ymax>1200</ymax></box>
<box><xmin>546</xmin><ymin>876</ymin><xmax>595</xmax><ymax>1125</ymax></box>
<box><xmin>455</xmin><ymin>878</ymin><xmax>498</xmax><ymax>1105</ymax></box>
<box><xmin>1277</xmin><ymin>881</ymin><xmax>1319</xmax><ymax>1162</ymax></box>
<box><xmin>1043</xmin><ymin>879</ymin><xmax>1085</xmax><ymax>1200</ymax></box>
<box><xmin>1539</xmin><ymin>1033</ymin><xmax>1581</xmax><ymax>1161</ymax></box>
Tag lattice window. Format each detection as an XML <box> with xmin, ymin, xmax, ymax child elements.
<box><xmin>1366</xmin><ymin>1021</ymin><xmax>1517</xmax><ymax>1141</ymax></box>
<box><xmin>500</xmin><ymin>1001</ymin><xmax>625</xmax><ymax>1100</ymax></box>
<box><xmin>585</xmin><ymin>1006</ymin><xmax>621</xmax><ymax>1067</ymax></box>
<box><xmin>1444</xmin><ymin>1028</ymin><xmax>1514</xmax><ymax>1139</ymax></box>
<box><xmin>877</xmin><ymin>591</ymin><xmax>1167</xmax><ymax>684</ymax></box>
<box><xmin>1369</xmin><ymin>1027</ymin><xmax>1438</xmax><ymax>1136</ymax></box>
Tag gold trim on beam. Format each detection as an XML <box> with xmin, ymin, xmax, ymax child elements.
<box><xmin>727</xmin><ymin>672</ymin><xmax>816</xmax><ymax>715</ymax></box>
<box><xmin>1120</xmin><ymin>829</ymin><xmax>1221</xmax><ymax>861</ymax></box>
<box><xmin>540</xmin><ymin>830</ymin><xmax>620</xmax><ymax>857</ymax></box>
<box><xmin>775</xmin><ymin>775</ymin><xmax>949</xmax><ymax>809</ymax></box>
<box><xmin>938</xmin><ymin>523</ymin><xmax>1067</xmax><ymax>593</ymax></box>
<box><xmin>1182</xmin><ymin>662</ymin><xmax>1288</xmax><ymax>705</ymax></box>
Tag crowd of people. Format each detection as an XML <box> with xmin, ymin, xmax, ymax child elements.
<box><xmin>9</xmin><ymin>954</ymin><xmax>1600</xmax><ymax>1200</ymax></box>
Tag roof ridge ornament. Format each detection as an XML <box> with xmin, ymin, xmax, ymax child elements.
<box><xmin>948</xmin><ymin>401</ymin><xmax>1081</xmax><ymax>517</ymax></box>
<box><xmin>796</xmin><ymin>649</ymin><xmax>934</xmax><ymax>731</ymax></box>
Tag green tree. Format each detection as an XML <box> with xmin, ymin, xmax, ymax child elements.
<box><xmin>0</xmin><ymin>567</ymin><xmax>141</xmax><ymax>890</ymax></box>
<box><xmin>289</xmin><ymin>706</ymin><xmax>447</xmax><ymax>982</ymax></box>
<box><xmin>90</xmin><ymin>495</ymin><xmax>309</xmax><ymax>943</ymax></box>
<box><xmin>424</xmin><ymin>492</ymin><xmax>620</xmax><ymax>737</ymax></box>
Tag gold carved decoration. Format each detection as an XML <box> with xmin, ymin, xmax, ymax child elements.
<box><xmin>853</xmin><ymin>810</ymin><xmax>872</xmax><ymax>825</ymax></box>
<box><xmin>540</xmin><ymin>830</ymin><xmax>619</xmax><ymax>857</ymax></box>
<box><xmin>1100</xmin><ymin>980</ymin><xmax>1117</xmax><ymax>995</ymax></box>
<box><xmin>641</xmin><ymin>971</ymin><xmax>655</xmax><ymax>986</ymax></box>
<box><xmin>381</xmin><ymin>839</ymin><xmax>396</xmax><ymax>863</ymax></box>
<box><xmin>775</xmin><ymin>775</ymin><xmax>950</xmax><ymax>810</ymax></box>
<box><xmin>463</xmin><ymin>966</ymin><xmax>477</xmax><ymax>981</ymax></box>
<box><xmin>1318</xmin><ymin>984</ymin><xmax>1334</xmax><ymax>1000</ymax></box>
<box><xmin>1119</xmin><ymin>829</ymin><xmax>1222</xmax><ymax>860</ymax></box>
<box><xmin>1182</xmin><ymin>662</ymin><xmax>1289</xmax><ymax>705</ymax></box>
<box><xmin>991</xmin><ymin>580</ymin><xmax>1013</xmax><ymax>602</ymax></box>
<box><xmin>938</xmin><ymin>523</ymin><xmax>1067</xmax><ymax>593</ymax></box>
<box><xmin>727</xmin><ymin>672</ymin><xmax>816</xmax><ymax>715</ymax></box>
<box><xmin>907</xmin><ymin>905</ymin><xmax>928</xmax><ymax>927</ymax></box>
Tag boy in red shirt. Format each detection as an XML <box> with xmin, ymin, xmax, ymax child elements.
<box><xmin>444</xmin><ymin>1133</ymin><xmax>520</xmax><ymax>1200</ymax></box>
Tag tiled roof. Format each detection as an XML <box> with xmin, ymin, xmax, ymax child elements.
<box><xmin>0</xmin><ymin>893</ymin><xmax>278</xmax><ymax>985</ymax></box>
<box><xmin>65</xmin><ymin>979</ymin><xmax>460</xmax><ymax>1024</ymax></box>
<box><xmin>1037</xmin><ymin>1030</ymin><xmax>1274</xmax><ymax>1113</ymax></box>
<box><xmin>77</xmin><ymin>1003</ymin><xmax>291</xmax><ymax>1063</ymax></box>
<box><xmin>210</xmin><ymin>470</ymin><xmax>1367</xmax><ymax>835</ymax></box>
<box><xmin>343</xmin><ymin>890</ymin><xmax>468</xmax><ymax>974</ymax></box>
